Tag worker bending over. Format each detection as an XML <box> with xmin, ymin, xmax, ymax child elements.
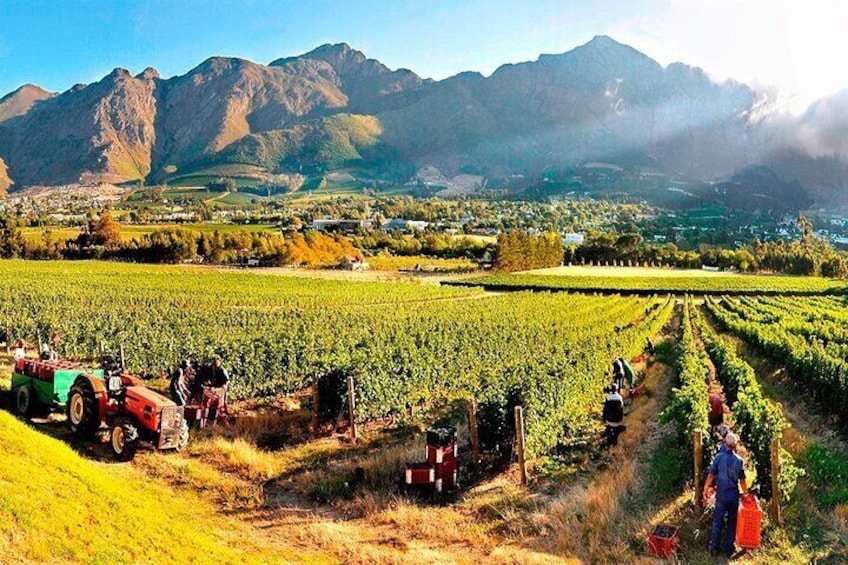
<box><xmin>703</xmin><ymin>432</ymin><xmax>747</xmax><ymax>558</ymax></box>
<box><xmin>602</xmin><ymin>385</ymin><xmax>626</xmax><ymax>446</ymax></box>
<box><xmin>612</xmin><ymin>356</ymin><xmax>635</xmax><ymax>390</ymax></box>
<box><xmin>709</xmin><ymin>391</ymin><xmax>725</xmax><ymax>429</ymax></box>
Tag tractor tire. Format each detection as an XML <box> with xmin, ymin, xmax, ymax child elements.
<box><xmin>110</xmin><ymin>418</ymin><xmax>139</xmax><ymax>462</ymax></box>
<box><xmin>175</xmin><ymin>421</ymin><xmax>190</xmax><ymax>452</ymax></box>
<box><xmin>14</xmin><ymin>386</ymin><xmax>33</xmax><ymax>416</ymax></box>
<box><xmin>67</xmin><ymin>382</ymin><xmax>99</xmax><ymax>440</ymax></box>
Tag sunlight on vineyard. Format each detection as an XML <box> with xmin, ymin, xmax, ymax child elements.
<box><xmin>0</xmin><ymin>260</ymin><xmax>672</xmax><ymax>457</ymax></box>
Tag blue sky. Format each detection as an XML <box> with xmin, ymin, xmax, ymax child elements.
<box><xmin>0</xmin><ymin>0</ymin><xmax>845</xmax><ymax>111</ymax></box>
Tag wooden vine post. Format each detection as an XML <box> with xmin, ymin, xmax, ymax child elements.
<box><xmin>694</xmin><ymin>429</ymin><xmax>704</xmax><ymax>510</ymax></box>
<box><xmin>347</xmin><ymin>376</ymin><xmax>357</xmax><ymax>443</ymax></box>
<box><xmin>770</xmin><ymin>437</ymin><xmax>782</xmax><ymax>525</ymax></box>
<box><xmin>515</xmin><ymin>406</ymin><xmax>527</xmax><ymax>486</ymax></box>
<box><xmin>468</xmin><ymin>399</ymin><xmax>480</xmax><ymax>467</ymax></box>
<box><xmin>311</xmin><ymin>380</ymin><xmax>320</xmax><ymax>433</ymax></box>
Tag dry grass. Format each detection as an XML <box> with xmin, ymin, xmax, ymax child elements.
<box><xmin>135</xmin><ymin>451</ymin><xmax>264</xmax><ymax>511</ymax></box>
<box><xmin>536</xmin><ymin>350</ymin><xmax>672</xmax><ymax>562</ymax></box>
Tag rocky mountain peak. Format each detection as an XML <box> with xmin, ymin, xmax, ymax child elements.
<box><xmin>136</xmin><ymin>67</ymin><xmax>161</xmax><ymax>81</ymax></box>
<box><xmin>0</xmin><ymin>83</ymin><xmax>54</xmax><ymax>124</ymax></box>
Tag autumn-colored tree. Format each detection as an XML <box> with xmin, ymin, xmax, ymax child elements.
<box><xmin>93</xmin><ymin>210</ymin><xmax>121</xmax><ymax>246</ymax></box>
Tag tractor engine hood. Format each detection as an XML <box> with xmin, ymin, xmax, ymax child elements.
<box><xmin>125</xmin><ymin>386</ymin><xmax>176</xmax><ymax>409</ymax></box>
<box><xmin>124</xmin><ymin>385</ymin><xmax>179</xmax><ymax>432</ymax></box>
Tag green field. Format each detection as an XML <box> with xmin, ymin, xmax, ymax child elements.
<box><xmin>366</xmin><ymin>254</ymin><xmax>477</xmax><ymax>272</ymax></box>
<box><xmin>21</xmin><ymin>223</ymin><xmax>281</xmax><ymax>242</ymax></box>
<box><xmin>450</xmin><ymin>266</ymin><xmax>848</xmax><ymax>295</ymax></box>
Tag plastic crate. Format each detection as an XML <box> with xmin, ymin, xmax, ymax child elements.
<box><xmin>426</xmin><ymin>443</ymin><xmax>457</xmax><ymax>464</ymax></box>
<box><xmin>647</xmin><ymin>524</ymin><xmax>679</xmax><ymax>559</ymax></box>
<box><xmin>435</xmin><ymin>458</ymin><xmax>458</xmax><ymax>492</ymax></box>
<box><xmin>404</xmin><ymin>462</ymin><xmax>435</xmax><ymax>486</ymax></box>
<box><xmin>736</xmin><ymin>495</ymin><xmax>763</xmax><ymax>549</ymax></box>
<box><xmin>426</xmin><ymin>427</ymin><xmax>456</xmax><ymax>447</ymax></box>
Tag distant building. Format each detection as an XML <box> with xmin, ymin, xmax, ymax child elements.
<box><xmin>382</xmin><ymin>219</ymin><xmax>430</xmax><ymax>232</ymax></box>
<box><xmin>308</xmin><ymin>219</ymin><xmax>373</xmax><ymax>233</ymax></box>
<box><xmin>562</xmin><ymin>232</ymin><xmax>585</xmax><ymax>245</ymax></box>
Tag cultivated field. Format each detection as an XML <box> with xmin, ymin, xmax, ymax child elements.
<box><xmin>2</xmin><ymin>260</ymin><xmax>847</xmax><ymax>563</ymax></box>
<box><xmin>451</xmin><ymin>265</ymin><xmax>848</xmax><ymax>295</ymax></box>
<box><xmin>20</xmin><ymin>222</ymin><xmax>280</xmax><ymax>242</ymax></box>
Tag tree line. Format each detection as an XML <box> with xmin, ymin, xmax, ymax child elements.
<box><xmin>0</xmin><ymin>212</ymin><xmax>360</xmax><ymax>266</ymax></box>
<box><xmin>568</xmin><ymin>217</ymin><xmax>848</xmax><ymax>277</ymax></box>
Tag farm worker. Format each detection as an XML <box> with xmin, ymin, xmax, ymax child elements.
<box><xmin>170</xmin><ymin>360</ymin><xmax>195</xmax><ymax>406</ymax></box>
<box><xmin>40</xmin><ymin>344</ymin><xmax>57</xmax><ymax>361</ymax></box>
<box><xmin>210</xmin><ymin>359</ymin><xmax>230</xmax><ymax>387</ymax></box>
<box><xmin>612</xmin><ymin>358</ymin><xmax>625</xmax><ymax>390</ymax></box>
<box><xmin>210</xmin><ymin>358</ymin><xmax>230</xmax><ymax>405</ymax></box>
<box><xmin>709</xmin><ymin>392</ymin><xmax>724</xmax><ymax>428</ymax></box>
<box><xmin>13</xmin><ymin>339</ymin><xmax>26</xmax><ymax>361</ymax></box>
<box><xmin>183</xmin><ymin>361</ymin><xmax>197</xmax><ymax>400</ymax></box>
<box><xmin>703</xmin><ymin>432</ymin><xmax>748</xmax><ymax>558</ymax></box>
<box><xmin>619</xmin><ymin>357</ymin><xmax>635</xmax><ymax>388</ymax></box>
<box><xmin>602</xmin><ymin>386</ymin><xmax>626</xmax><ymax>446</ymax></box>
<box><xmin>645</xmin><ymin>337</ymin><xmax>654</xmax><ymax>356</ymax></box>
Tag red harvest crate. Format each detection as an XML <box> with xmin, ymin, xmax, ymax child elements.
<box><xmin>736</xmin><ymin>495</ymin><xmax>763</xmax><ymax>549</ymax></box>
<box><xmin>405</xmin><ymin>462</ymin><xmax>435</xmax><ymax>486</ymax></box>
<box><xmin>435</xmin><ymin>458</ymin><xmax>458</xmax><ymax>492</ymax></box>
<box><xmin>647</xmin><ymin>524</ymin><xmax>679</xmax><ymax>559</ymax></box>
<box><xmin>426</xmin><ymin>443</ymin><xmax>457</xmax><ymax>464</ymax></box>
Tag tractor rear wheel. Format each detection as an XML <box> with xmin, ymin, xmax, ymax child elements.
<box><xmin>14</xmin><ymin>386</ymin><xmax>33</xmax><ymax>416</ymax></box>
<box><xmin>67</xmin><ymin>382</ymin><xmax>99</xmax><ymax>440</ymax></box>
<box><xmin>110</xmin><ymin>418</ymin><xmax>139</xmax><ymax>462</ymax></box>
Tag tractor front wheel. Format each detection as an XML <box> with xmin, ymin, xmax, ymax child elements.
<box><xmin>175</xmin><ymin>421</ymin><xmax>190</xmax><ymax>452</ymax></box>
<box><xmin>67</xmin><ymin>382</ymin><xmax>99</xmax><ymax>440</ymax></box>
<box><xmin>110</xmin><ymin>419</ymin><xmax>139</xmax><ymax>462</ymax></box>
<box><xmin>14</xmin><ymin>386</ymin><xmax>33</xmax><ymax>416</ymax></box>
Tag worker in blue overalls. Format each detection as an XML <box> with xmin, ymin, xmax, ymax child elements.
<box><xmin>702</xmin><ymin>432</ymin><xmax>748</xmax><ymax>558</ymax></box>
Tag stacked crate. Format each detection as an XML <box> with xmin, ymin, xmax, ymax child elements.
<box><xmin>404</xmin><ymin>426</ymin><xmax>459</xmax><ymax>493</ymax></box>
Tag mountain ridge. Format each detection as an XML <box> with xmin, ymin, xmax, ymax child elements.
<box><xmin>1</xmin><ymin>37</ymin><xmax>847</xmax><ymax>206</ymax></box>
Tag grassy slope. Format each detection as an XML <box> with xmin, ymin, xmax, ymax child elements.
<box><xmin>0</xmin><ymin>411</ymin><xmax>324</xmax><ymax>565</ymax></box>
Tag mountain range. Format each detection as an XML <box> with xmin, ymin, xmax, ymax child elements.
<box><xmin>1</xmin><ymin>36</ymin><xmax>847</xmax><ymax>207</ymax></box>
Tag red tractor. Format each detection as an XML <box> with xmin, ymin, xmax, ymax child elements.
<box><xmin>66</xmin><ymin>370</ymin><xmax>189</xmax><ymax>461</ymax></box>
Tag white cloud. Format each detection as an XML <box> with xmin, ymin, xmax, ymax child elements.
<box><xmin>600</xmin><ymin>0</ymin><xmax>848</xmax><ymax>113</ymax></box>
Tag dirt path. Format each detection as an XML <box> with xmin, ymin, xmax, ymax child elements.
<box><xmin>524</xmin><ymin>314</ymin><xmax>679</xmax><ymax>563</ymax></box>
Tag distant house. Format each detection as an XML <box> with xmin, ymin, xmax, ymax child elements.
<box><xmin>562</xmin><ymin>232</ymin><xmax>585</xmax><ymax>245</ymax></box>
<box><xmin>382</xmin><ymin>219</ymin><xmax>430</xmax><ymax>232</ymax></box>
<box><xmin>308</xmin><ymin>219</ymin><xmax>373</xmax><ymax>233</ymax></box>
